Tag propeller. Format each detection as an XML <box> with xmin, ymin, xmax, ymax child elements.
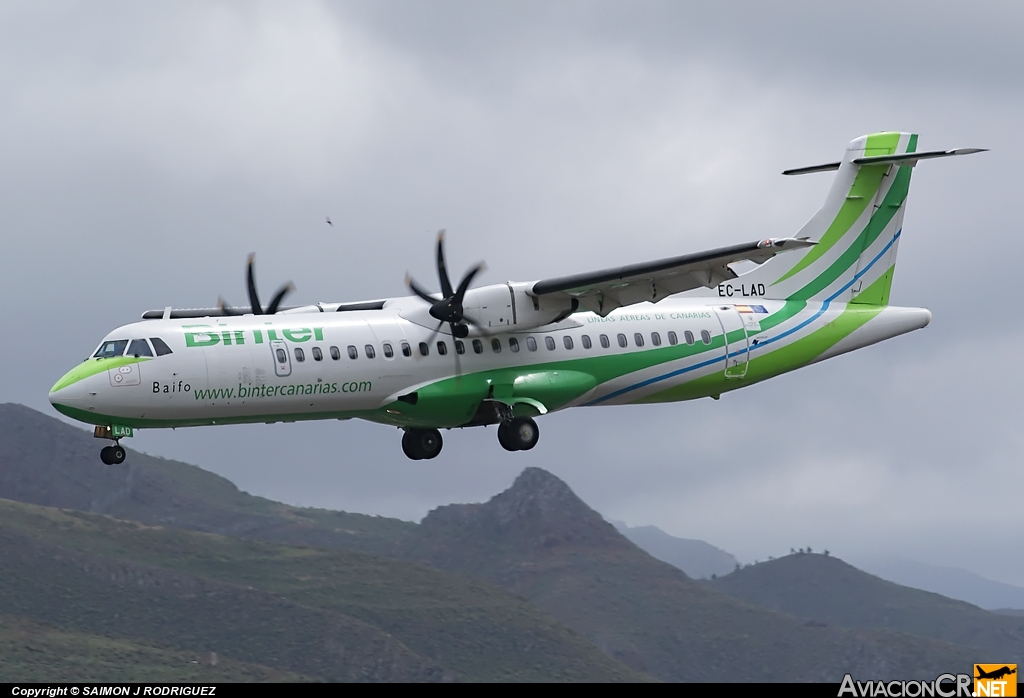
<box><xmin>219</xmin><ymin>253</ymin><xmax>295</xmax><ymax>316</ymax></box>
<box><xmin>406</xmin><ymin>230</ymin><xmax>486</xmax><ymax>340</ymax></box>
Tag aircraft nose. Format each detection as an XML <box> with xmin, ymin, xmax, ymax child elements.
<box><xmin>49</xmin><ymin>361</ymin><xmax>94</xmax><ymax>409</ymax></box>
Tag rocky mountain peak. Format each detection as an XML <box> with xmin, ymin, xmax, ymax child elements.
<box><xmin>420</xmin><ymin>467</ymin><xmax>627</xmax><ymax>552</ymax></box>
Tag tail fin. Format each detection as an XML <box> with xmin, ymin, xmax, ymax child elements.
<box><xmin>738</xmin><ymin>132</ymin><xmax>918</xmax><ymax>305</ymax></box>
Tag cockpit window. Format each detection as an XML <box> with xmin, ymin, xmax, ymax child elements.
<box><xmin>93</xmin><ymin>340</ymin><xmax>129</xmax><ymax>358</ymax></box>
<box><xmin>150</xmin><ymin>337</ymin><xmax>173</xmax><ymax>356</ymax></box>
<box><xmin>127</xmin><ymin>339</ymin><xmax>153</xmax><ymax>357</ymax></box>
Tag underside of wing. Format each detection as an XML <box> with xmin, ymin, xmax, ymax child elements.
<box><xmin>530</xmin><ymin>237</ymin><xmax>814</xmax><ymax>316</ymax></box>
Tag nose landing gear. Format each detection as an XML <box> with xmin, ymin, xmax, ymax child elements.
<box><xmin>401</xmin><ymin>428</ymin><xmax>444</xmax><ymax>460</ymax></box>
<box><xmin>100</xmin><ymin>444</ymin><xmax>126</xmax><ymax>465</ymax></box>
<box><xmin>497</xmin><ymin>417</ymin><xmax>539</xmax><ymax>452</ymax></box>
<box><xmin>93</xmin><ymin>425</ymin><xmax>127</xmax><ymax>465</ymax></box>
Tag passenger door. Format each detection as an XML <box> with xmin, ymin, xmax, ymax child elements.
<box><xmin>713</xmin><ymin>305</ymin><xmax>749</xmax><ymax>379</ymax></box>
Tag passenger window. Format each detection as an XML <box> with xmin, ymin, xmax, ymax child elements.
<box><xmin>491</xmin><ymin>338</ymin><xmax>502</xmax><ymax>353</ymax></box>
<box><xmin>701</xmin><ymin>330</ymin><xmax>712</xmax><ymax>345</ymax></box>
<box><xmin>684</xmin><ymin>331</ymin><xmax>695</xmax><ymax>345</ymax></box>
<box><xmin>437</xmin><ymin>341</ymin><xmax>448</xmax><ymax>355</ymax></box>
<box><xmin>419</xmin><ymin>342</ymin><xmax>429</xmax><ymax>357</ymax></box>
<box><xmin>472</xmin><ymin>339</ymin><xmax>483</xmax><ymax>354</ymax></box>
<box><xmin>526</xmin><ymin>337</ymin><xmax>538</xmax><ymax>352</ymax></box>
<box><xmin>401</xmin><ymin>341</ymin><xmax>412</xmax><ymax>357</ymax></box>
<box><xmin>383</xmin><ymin>343</ymin><xmax>394</xmax><ymax>358</ymax></box>
<box><xmin>617</xmin><ymin>333</ymin><xmax>627</xmax><ymax>348</ymax></box>
<box><xmin>312</xmin><ymin>347</ymin><xmax>323</xmax><ymax>361</ymax></box>
<box><xmin>509</xmin><ymin>337</ymin><xmax>520</xmax><ymax>352</ymax></box>
<box><xmin>544</xmin><ymin>336</ymin><xmax>556</xmax><ymax>351</ymax></box>
<box><xmin>295</xmin><ymin>348</ymin><xmax>305</xmax><ymax>362</ymax></box>
<box><xmin>667</xmin><ymin>331</ymin><xmax>678</xmax><ymax>346</ymax></box>
<box><xmin>455</xmin><ymin>340</ymin><xmax>465</xmax><ymax>355</ymax></box>
<box><xmin>651</xmin><ymin>332</ymin><xmax>661</xmax><ymax>347</ymax></box>
<box><xmin>600</xmin><ymin>334</ymin><xmax>610</xmax><ymax>349</ymax></box>
<box><xmin>581</xmin><ymin>334</ymin><xmax>592</xmax><ymax>349</ymax></box>
<box><xmin>276</xmin><ymin>348</ymin><xmax>287</xmax><ymax>363</ymax></box>
<box><xmin>330</xmin><ymin>346</ymin><xmax>341</xmax><ymax>360</ymax></box>
<box><xmin>127</xmin><ymin>339</ymin><xmax>153</xmax><ymax>357</ymax></box>
<box><xmin>563</xmin><ymin>336</ymin><xmax>574</xmax><ymax>350</ymax></box>
<box><xmin>149</xmin><ymin>337</ymin><xmax>173</xmax><ymax>356</ymax></box>
<box><xmin>634</xmin><ymin>333</ymin><xmax>644</xmax><ymax>347</ymax></box>
<box><xmin>94</xmin><ymin>340</ymin><xmax>129</xmax><ymax>358</ymax></box>
<box><xmin>348</xmin><ymin>345</ymin><xmax>359</xmax><ymax>359</ymax></box>
<box><xmin>365</xmin><ymin>344</ymin><xmax>376</xmax><ymax>359</ymax></box>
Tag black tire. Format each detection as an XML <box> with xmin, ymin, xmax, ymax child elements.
<box><xmin>401</xmin><ymin>431</ymin><xmax>422</xmax><ymax>460</ymax></box>
<box><xmin>509</xmin><ymin>417</ymin><xmax>539</xmax><ymax>451</ymax></box>
<box><xmin>99</xmin><ymin>446</ymin><xmax>115</xmax><ymax>465</ymax></box>
<box><xmin>403</xmin><ymin>429</ymin><xmax>443</xmax><ymax>460</ymax></box>
<box><xmin>416</xmin><ymin>429</ymin><xmax>443</xmax><ymax>460</ymax></box>
<box><xmin>497</xmin><ymin>422</ymin><xmax>519</xmax><ymax>452</ymax></box>
<box><xmin>110</xmin><ymin>445</ymin><xmax>126</xmax><ymax>464</ymax></box>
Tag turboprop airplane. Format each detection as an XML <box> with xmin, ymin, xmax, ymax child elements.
<box><xmin>49</xmin><ymin>132</ymin><xmax>983</xmax><ymax>464</ymax></box>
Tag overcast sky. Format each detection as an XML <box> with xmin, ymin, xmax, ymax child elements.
<box><xmin>3</xmin><ymin>1</ymin><xmax>1022</xmax><ymax>586</ymax></box>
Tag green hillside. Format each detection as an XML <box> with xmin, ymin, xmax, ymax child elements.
<box><xmin>709</xmin><ymin>552</ymin><xmax>1024</xmax><ymax>658</ymax></box>
<box><xmin>0</xmin><ymin>615</ymin><xmax>311</xmax><ymax>682</ymax></box>
<box><xmin>2</xmin><ymin>404</ymin><xmax>1012</xmax><ymax>682</ymax></box>
<box><xmin>0</xmin><ymin>403</ymin><xmax>411</xmax><ymax>556</ymax></box>
<box><xmin>0</xmin><ymin>498</ymin><xmax>642</xmax><ymax>682</ymax></box>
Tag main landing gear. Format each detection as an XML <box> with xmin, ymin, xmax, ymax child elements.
<box><xmin>399</xmin><ymin>417</ymin><xmax>540</xmax><ymax>460</ymax></box>
<box><xmin>402</xmin><ymin>428</ymin><xmax>444</xmax><ymax>460</ymax></box>
<box><xmin>100</xmin><ymin>444</ymin><xmax>126</xmax><ymax>465</ymax></box>
<box><xmin>497</xmin><ymin>417</ymin><xmax>539</xmax><ymax>452</ymax></box>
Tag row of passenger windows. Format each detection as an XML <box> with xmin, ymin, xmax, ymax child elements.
<box><xmin>289</xmin><ymin>330</ymin><xmax>713</xmax><ymax>363</ymax></box>
<box><xmin>94</xmin><ymin>337</ymin><xmax>173</xmax><ymax>359</ymax></box>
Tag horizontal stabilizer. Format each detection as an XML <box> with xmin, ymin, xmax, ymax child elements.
<box><xmin>783</xmin><ymin>147</ymin><xmax>986</xmax><ymax>175</ymax></box>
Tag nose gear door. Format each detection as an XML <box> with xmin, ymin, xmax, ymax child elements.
<box><xmin>713</xmin><ymin>305</ymin><xmax>750</xmax><ymax>379</ymax></box>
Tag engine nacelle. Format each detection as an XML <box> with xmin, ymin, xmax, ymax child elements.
<box><xmin>463</xmin><ymin>282</ymin><xmax>575</xmax><ymax>331</ymax></box>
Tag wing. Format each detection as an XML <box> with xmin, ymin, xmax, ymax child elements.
<box><xmin>530</xmin><ymin>237</ymin><xmax>815</xmax><ymax>316</ymax></box>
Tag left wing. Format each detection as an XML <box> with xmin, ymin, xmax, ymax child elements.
<box><xmin>530</xmin><ymin>237</ymin><xmax>814</xmax><ymax>316</ymax></box>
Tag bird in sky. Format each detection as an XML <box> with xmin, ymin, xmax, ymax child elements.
<box><xmin>326</xmin><ymin>216</ymin><xmax>333</xmax><ymax>227</ymax></box>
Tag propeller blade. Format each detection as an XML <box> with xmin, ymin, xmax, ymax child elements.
<box><xmin>218</xmin><ymin>296</ymin><xmax>244</xmax><ymax>316</ymax></box>
<box><xmin>406</xmin><ymin>273</ymin><xmax>439</xmax><ymax>304</ymax></box>
<box><xmin>424</xmin><ymin>320</ymin><xmax>445</xmax><ymax>347</ymax></box>
<box><xmin>245</xmin><ymin>253</ymin><xmax>263</xmax><ymax>315</ymax></box>
<box><xmin>454</xmin><ymin>262</ymin><xmax>486</xmax><ymax>301</ymax></box>
<box><xmin>435</xmin><ymin>230</ymin><xmax>455</xmax><ymax>299</ymax></box>
<box><xmin>265</xmin><ymin>282</ymin><xmax>295</xmax><ymax>315</ymax></box>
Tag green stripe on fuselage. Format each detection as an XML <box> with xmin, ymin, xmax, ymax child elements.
<box><xmin>639</xmin><ymin>303</ymin><xmax>886</xmax><ymax>403</ymax></box>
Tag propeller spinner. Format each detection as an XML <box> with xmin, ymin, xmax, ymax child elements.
<box><xmin>219</xmin><ymin>253</ymin><xmax>295</xmax><ymax>316</ymax></box>
<box><xmin>406</xmin><ymin>231</ymin><xmax>486</xmax><ymax>339</ymax></box>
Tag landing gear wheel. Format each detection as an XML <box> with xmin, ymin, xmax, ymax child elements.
<box><xmin>497</xmin><ymin>422</ymin><xmax>518</xmax><ymax>451</ymax></box>
<box><xmin>99</xmin><ymin>445</ymin><xmax>126</xmax><ymax>465</ymax></box>
<box><xmin>402</xmin><ymin>428</ymin><xmax>443</xmax><ymax>460</ymax></box>
<box><xmin>497</xmin><ymin>417</ymin><xmax>539</xmax><ymax>452</ymax></box>
<box><xmin>401</xmin><ymin>431</ymin><xmax>422</xmax><ymax>460</ymax></box>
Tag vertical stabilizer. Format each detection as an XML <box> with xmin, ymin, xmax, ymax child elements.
<box><xmin>733</xmin><ymin>132</ymin><xmax>918</xmax><ymax>305</ymax></box>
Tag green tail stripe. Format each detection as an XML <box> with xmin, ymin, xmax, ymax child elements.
<box><xmin>773</xmin><ymin>132</ymin><xmax>901</xmax><ymax>286</ymax></box>
<box><xmin>852</xmin><ymin>264</ymin><xmax>896</xmax><ymax>306</ymax></box>
<box><xmin>789</xmin><ymin>162</ymin><xmax>912</xmax><ymax>301</ymax></box>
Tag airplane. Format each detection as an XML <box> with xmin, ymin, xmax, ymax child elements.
<box><xmin>975</xmin><ymin>666</ymin><xmax>1016</xmax><ymax>681</ymax></box>
<box><xmin>49</xmin><ymin>132</ymin><xmax>984</xmax><ymax>464</ymax></box>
